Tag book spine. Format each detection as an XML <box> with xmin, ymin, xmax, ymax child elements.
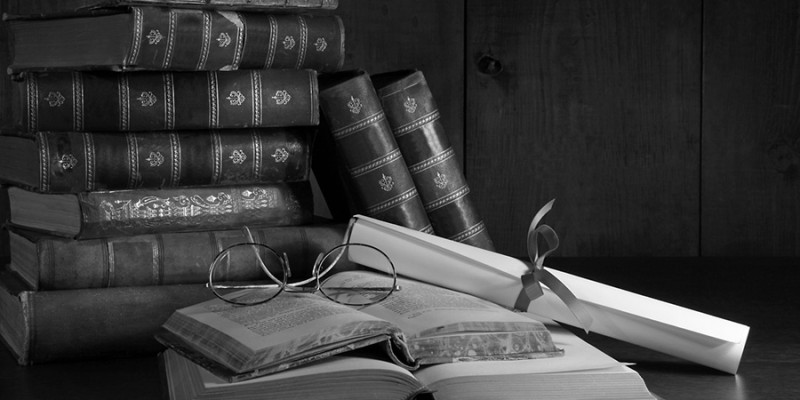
<box><xmin>129</xmin><ymin>8</ymin><xmax>344</xmax><ymax>72</ymax></box>
<box><xmin>0</xmin><ymin>270</ymin><xmax>213</xmax><ymax>365</ymax></box>
<box><xmin>19</xmin><ymin>69</ymin><xmax>318</xmax><ymax>132</ymax></box>
<box><xmin>8</xmin><ymin>0</ymin><xmax>339</xmax><ymax>16</ymax></box>
<box><xmin>29</xmin><ymin>224</ymin><xmax>344</xmax><ymax>289</ymax></box>
<box><xmin>75</xmin><ymin>181</ymin><xmax>313</xmax><ymax>239</ymax></box>
<box><xmin>33</xmin><ymin>128</ymin><xmax>312</xmax><ymax>193</ymax></box>
<box><xmin>318</xmin><ymin>71</ymin><xmax>433</xmax><ymax>233</ymax></box>
<box><xmin>374</xmin><ymin>70</ymin><xmax>495</xmax><ymax>251</ymax></box>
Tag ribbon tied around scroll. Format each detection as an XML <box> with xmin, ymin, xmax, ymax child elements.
<box><xmin>514</xmin><ymin>199</ymin><xmax>594</xmax><ymax>333</ymax></box>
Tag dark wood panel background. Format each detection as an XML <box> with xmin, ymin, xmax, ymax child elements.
<box><xmin>702</xmin><ymin>0</ymin><xmax>800</xmax><ymax>256</ymax></box>
<box><xmin>465</xmin><ymin>0</ymin><xmax>702</xmax><ymax>257</ymax></box>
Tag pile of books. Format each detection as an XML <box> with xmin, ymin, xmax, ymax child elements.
<box><xmin>0</xmin><ymin>0</ymin><xmax>348</xmax><ymax>364</ymax></box>
<box><xmin>0</xmin><ymin>1</ymin><xmax>658</xmax><ymax>399</ymax></box>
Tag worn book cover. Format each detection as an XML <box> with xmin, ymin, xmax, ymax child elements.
<box><xmin>157</xmin><ymin>270</ymin><xmax>562</xmax><ymax>382</ymax></box>
<box><xmin>5</xmin><ymin>181</ymin><xmax>314</xmax><ymax>239</ymax></box>
<box><xmin>0</xmin><ymin>128</ymin><xmax>315</xmax><ymax>193</ymax></box>
<box><xmin>7</xmin><ymin>7</ymin><xmax>344</xmax><ymax>73</ymax></box>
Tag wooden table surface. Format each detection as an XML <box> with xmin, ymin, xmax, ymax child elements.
<box><xmin>1</xmin><ymin>257</ymin><xmax>798</xmax><ymax>399</ymax></box>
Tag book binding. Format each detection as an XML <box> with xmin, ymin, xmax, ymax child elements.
<box><xmin>374</xmin><ymin>69</ymin><xmax>495</xmax><ymax>251</ymax></box>
<box><xmin>15</xmin><ymin>69</ymin><xmax>319</xmax><ymax>132</ymax></box>
<box><xmin>318</xmin><ymin>70</ymin><xmax>432</xmax><ymax>233</ymax></box>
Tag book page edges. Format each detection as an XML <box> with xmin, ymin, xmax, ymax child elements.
<box><xmin>345</xmin><ymin>214</ymin><xmax>749</xmax><ymax>374</ymax></box>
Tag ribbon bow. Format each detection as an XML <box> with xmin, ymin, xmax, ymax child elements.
<box><xmin>514</xmin><ymin>199</ymin><xmax>594</xmax><ymax>333</ymax></box>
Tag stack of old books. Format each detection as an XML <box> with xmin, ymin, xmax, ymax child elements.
<box><xmin>0</xmin><ymin>0</ymin><xmax>347</xmax><ymax>365</ymax></box>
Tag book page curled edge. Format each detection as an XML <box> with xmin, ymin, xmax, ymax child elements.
<box><xmin>344</xmin><ymin>214</ymin><xmax>749</xmax><ymax>374</ymax></box>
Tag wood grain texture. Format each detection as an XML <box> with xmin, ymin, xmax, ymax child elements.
<box><xmin>466</xmin><ymin>0</ymin><xmax>701</xmax><ymax>257</ymax></box>
<box><xmin>702</xmin><ymin>0</ymin><xmax>800</xmax><ymax>256</ymax></box>
<box><xmin>335</xmin><ymin>0</ymin><xmax>465</xmax><ymax>164</ymax></box>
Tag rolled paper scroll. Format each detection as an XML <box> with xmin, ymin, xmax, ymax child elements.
<box><xmin>343</xmin><ymin>212</ymin><xmax>750</xmax><ymax>374</ymax></box>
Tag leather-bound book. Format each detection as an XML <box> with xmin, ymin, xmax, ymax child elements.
<box><xmin>0</xmin><ymin>128</ymin><xmax>313</xmax><ymax>193</ymax></box>
<box><xmin>0</xmin><ymin>267</ymin><xmax>214</xmax><ymax>365</ymax></box>
<box><xmin>4</xmin><ymin>182</ymin><xmax>314</xmax><ymax>239</ymax></box>
<box><xmin>317</xmin><ymin>70</ymin><xmax>432</xmax><ymax>233</ymax></box>
<box><xmin>8</xmin><ymin>223</ymin><xmax>345</xmax><ymax>290</ymax></box>
<box><xmin>372</xmin><ymin>70</ymin><xmax>495</xmax><ymax>250</ymax></box>
<box><xmin>12</xmin><ymin>69</ymin><xmax>318</xmax><ymax>132</ymax></box>
<box><xmin>8</xmin><ymin>0</ymin><xmax>338</xmax><ymax>17</ymax></box>
<box><xmin>7</xmin><ymin>7</ymin><xmax>344</xmax><ymax>73</ymax></box>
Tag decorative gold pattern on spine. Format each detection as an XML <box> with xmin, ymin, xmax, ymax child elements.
<box><xmin>83</xmin><ymin>132</ymin><xmax>96</xmax><ymax>191</ymax></box>
<box><xmin>331</xmin><ymin>111</ymin><xmax>385</xmax><ymax>140</ymax></box>
<box><xmin>127</xmin><ymin>133</ymin><xmax>139</xmax><ymax>189</ymax></box>
<box><xmin>27</xmin><ymin>75</ymin><xmax>38</xmax><ymax>132</ymax></box>
<box><xmin>366</xmin><ymin>187</ymin><xmax>420</xmax><ymax>215</ymax></box>
<box><xmin>265</xmin><ymin>15</ymin><xmax>278</xmax><ymax>68</ymax></box>
<box><xmin>251</xmin><ymin>129</ymin><xmax>262</xmax><ymax>178</ymax></box>
<box><xmin>394</xmin><ymin>109</ymin><xmax>440</xmax><ymax>137</ymax></box>
<box><xmin>163</xmin><ymin>73</ymin><xmax>175</xmax><ymax>130</ymax></box>
<box><xmin>119</xmin><ymin>74</ymin><xmax>130</xmax><ymax>130</ymax></box>
<box><xmin>349</xmin><ymin>149</ymin><xmax>403</xmax><ymax>178</ymax></box>
<box><xmin>425</xmin><ymin>185</ymin><xmax>470</xmax><ymax>212</ymax></box>
<box><xmin>38</xmin><ymin>131</ymin><xmax>50</xmax><ymax>192</ymax></box>
<box><xmin>208</xmin><ymin>72</ymin><xmax>219</xmax><ymax>128</ymax></box>
<box><xmin>72</xmin><ymin>72</ymin><xmax>84</xmax><ymax>131</ymax></box>
<box><xmin>211</xmin><ymin>131</ymin><xmax>222</xmax><ymax>184</ymax></box>
<box><xmin>231</xmin><ymin>12</ymin><xmax>245</xmax><ymax>69</ymax></box>
<box><xmin>450</xmin><ymin>221</ymin><xmax>488</xmax><ymax>243</ymax></box>
<box><xmin>408</xmin><ymin>147</ymin><xmax>455</xmax><ymax>174</ymax></box>
<box><xmin>128</xmin><ymin>7</ymin><xmax>144</xmax><ymax>66</ymax></box>
<box><xmin>251</xmin><ymin>70</ymin><xmax>262</xmax><ymax>126</ymax></box>
<box><xmin>295</xmin><ymin>15</ymin><xmax>308</xmax><ymax>69</ymax></box>
<box><xmin>197</xmin><ymin>10</ymin><xmax>212</xmax><ymax>70</ymax></box>
<box><xmin>169</xmin><ymin>133</ymin><xmax>181</xmax><ymax>186</ymax></box>
<box><xmin>163</xmin><ymin>9</ymin><xmax>177</xmax><ymax>68</ymax></box>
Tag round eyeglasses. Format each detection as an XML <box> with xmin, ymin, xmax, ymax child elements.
<box><xmin>207</xmin><ymin>228</ymin><xmax>399</xmax><ymax>307</ymax></box>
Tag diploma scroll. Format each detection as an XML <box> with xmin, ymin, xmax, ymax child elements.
<box><xmin>344</xmin><ymin>214</ymin><xmax>749</xmax><ymax>374</ymax></box>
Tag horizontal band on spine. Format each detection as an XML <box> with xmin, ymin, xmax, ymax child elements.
<box><xmin>449</xmin><ymin>221</ymin><xmax>488</xmax><ymax>243</ymax></box>
<box><xmin>366</xmin><ymin>187</ymin><xmax>420</xmax><ymax>215</ymax></box>
<box><xmin>407</xmin><ymin>147</ymin><xmax>455</xmax><ymax>174</ymax></box>
<box><xmin>348</xmin><ymin>149</ymin><xmax>403</xmax><ymax>178</ymax></box>
<box><xmin>424</xmin><ymin>184</ymin><xmax>470</xmax><ymax>212</ymax></box>
<box><xmin>331</xmin><ymin>111</ymin><xmax>385</xmax><ymax>140</ymax></box>
<box><xmin>393</xmin><ymin>109</ymin><xmax>440</xmax><ymax>137</ymax></box>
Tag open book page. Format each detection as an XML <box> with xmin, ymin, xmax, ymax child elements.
<box><xmin>323</xmin><ymin>270</ymin><xmax>562</xmax><ymax>363</ymax></box>
<box><xmin>413</xmin><ymin>324</ymin><xmax>655</xmax><ymax>400</ymax></box>
<box><xmin>162</xmin><ymin>350</ymin><xmax>429</xmax><ymax>400</ymax></box>
<box><xmin>161</xmin><ymin>290</ymin><xmax>401</xmax><ymax>373</ymax></box>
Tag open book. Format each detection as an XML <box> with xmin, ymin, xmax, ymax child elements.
<box><xmin>160</xmin><ymin>323</ymin><xmax>656</xmax><ymax>400</ymax></box>
<box><xmin>156</xmin><ymin>270</ymin><xmax>562</xmax><ymax>382</ymax></box>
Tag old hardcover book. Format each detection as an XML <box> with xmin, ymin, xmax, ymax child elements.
<box><xmin>160</xmin><ymin>323</ymin><xmax>655</xmax><ymax>400</ymax></box>
<box><xmin>156</xmin><ymin>270</ymin><xmax>562</xmax><ymax>382</ymax></box>
<box><xmin>373</xmin><ymin>70</ymin><xmax>495</xmax><ymax>251</ymax></box>
<box><xmin>12</xmin><ymin>69</ymin><xmax>318</xmax><ymax>132</ymax></box>
<box><xmin>0</xmin><ymin>128</ymin><xmax>314</xmax><ymax>193</ymax></box>
<box><xmin>4</xmin><ymin>181</ymin><xmax>313</xmax><ymax>239</ymax></box>
<box><xmin>0</xmin><ymin>267</ymin><xmax>214</xmax><ymax>365</ymax></box>
<box><xmin>318</xmin><ymin>70</ymin><xmax>432</xmax><ymax>233</ymax></box>
<box><xmin>7</xmin><ymin>7</ymin><xmax>344</xmax><ymax>73</ymax></box>
<box><xmin>7</xmin><ymin>0</ymin><xmax>338</xmax><ymax>17</ymax></box>
<box><xmin>8</xmin><ymin>223</ymin><xmax>345</xmax><ymax>290</ymax></box>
